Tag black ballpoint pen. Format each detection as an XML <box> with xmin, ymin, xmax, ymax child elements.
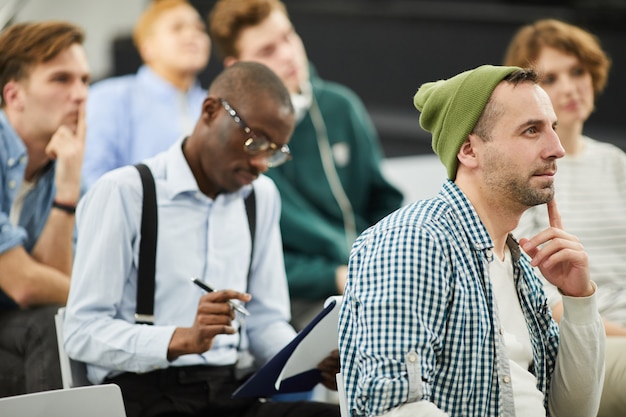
<box><xmin>191</xmin><ymin>277</ymin><xmax>251</xmax><ymax>316</ymax></box>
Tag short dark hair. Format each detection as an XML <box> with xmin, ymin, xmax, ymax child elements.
<box><xmin>209</xmin><ymin>61</ymin><xmax>293</xmax><ymax>114</ymax></box>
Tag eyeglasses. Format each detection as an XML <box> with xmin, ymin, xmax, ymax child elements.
<box><xmin>219</xmin><ymin>98</ymin><xmax>291</xmax><ymax>168</ymax></box>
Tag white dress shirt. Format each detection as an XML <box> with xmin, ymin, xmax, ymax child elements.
<box><xmin>64</xmin><ymin>139</ymin><xmax>296</xmax><ymax>383</ymax></box>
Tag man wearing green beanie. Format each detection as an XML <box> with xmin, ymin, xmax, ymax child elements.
<box><xmin>339</xmin><ymin>65</ymin><xmax>605</xmax><ymax>417</ymax></box>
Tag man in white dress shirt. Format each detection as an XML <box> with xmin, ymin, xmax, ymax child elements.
<box><xmin>64</xmin><ymin>61</ymin><xmax>339</xmax><ymax>417</ymax></box>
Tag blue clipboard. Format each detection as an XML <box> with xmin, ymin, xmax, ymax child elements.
<box><xmin>232</xmin><ymin>296</ymin><xmax>340</xmax><ymax>398</ymax></box>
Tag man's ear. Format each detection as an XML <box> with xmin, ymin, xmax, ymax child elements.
<box><xmin>223</xmin><ymin>56</ymin><xmax>238</xmax><ymax>68</ymax></box>
<box><xmin>201</xmin><ymin>96</ymin><xmax>221</xmax><ymax>124</ymax></box>
<box><xmin>457</xmin><ymin>135</ymin><xmax>479</xmax><ymax>170</ymax></box>
<box><xmin>3</xmin><ymin>80</ymin><xmax>24</xmax><ymax>110</ymax></box>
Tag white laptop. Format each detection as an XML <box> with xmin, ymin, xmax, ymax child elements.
<box><xmin>0</xmin><ymin>384</ymin><xmax>126</xmax><ymax>417</ymax></box>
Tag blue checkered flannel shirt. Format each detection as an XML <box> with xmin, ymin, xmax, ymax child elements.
<box><xmin>338</xmin><ymin>180</ymin><xmax>559</xmax><ymax>416</ymax></box>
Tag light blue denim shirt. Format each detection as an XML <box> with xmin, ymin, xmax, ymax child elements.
<box><xmin>64</xmin><ymin>140</ymin><xmax>296</xmax><ymax>384</ymax></box>
<box><xmin>82</xmin><ymin>65</ymin><xmax>206</xmax><ymax>188</ymax></box>
<box><xmin>0</xmin><ymin>110</ymin><xmax>56</xmax><ymax>309</ymax></box>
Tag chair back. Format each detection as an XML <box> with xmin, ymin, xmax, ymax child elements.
<box><xmin>54</xmin><ymin>307</ymin><xmax>91</xmax><ymax>388</ymax></box>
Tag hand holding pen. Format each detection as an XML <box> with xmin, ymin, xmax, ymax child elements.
<box><xmin>167</xmin><ymin>282</ymin><xmax>252</xmax><ymax>360</ymax></box>
<box><xmin>191</xmin><ymin>278</ymin><xmax>251</xmax><ymax>316</ymax></box>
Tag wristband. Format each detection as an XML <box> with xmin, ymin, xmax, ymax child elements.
<box><xmin>52</xmin><ymin>200</ymin><xmax>77</xmax><ymax>214</ymax></box>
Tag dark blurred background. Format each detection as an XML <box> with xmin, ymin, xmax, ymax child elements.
<box><xmin>113</xmin><ymin>0</ymin><xmax>626</xmax><ymax>157</ymax></box>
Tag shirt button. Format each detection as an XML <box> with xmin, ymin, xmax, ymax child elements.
<box><xmin>407</xmin><ymin>352</ymin><xmax>418</xmax><ymax>363</ymax></box>
<box><xmin>485</xmin><ymin>249</ymin><xmax>493</xmax><ymax>258</ymax></box>
<box><xmin>502</xmin><ymin>375</ymin><xmax>511</xmax><ymax>384</ymax></box>
<box><xmin>7</xmin><ymin>158</ymin><xmax>14</xmax><ymax>166</ymax></box>
<box><xmin>8</xmin><ymin>180</ymin><xmax>16</xmax><ymax>189</ymax></box>
<box><xmin>499</xmin><ymin>328</ymin><xmax>504</xmax><ymax>335</ymax></box>
<box><xmin>19</xmin><ymin>156</ymin><xmax>26</xmax><ymax>164</ymax></box>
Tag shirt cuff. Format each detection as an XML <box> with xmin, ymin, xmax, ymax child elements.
<box><xmin>136</xmin><ymin>325</ymin><xmax>178</xmax><ymax>370</ymax></box>
<box><xmin>561</xmin><ymin>281</ymin><xmax>599</xmax><ymax>325</ymax></box>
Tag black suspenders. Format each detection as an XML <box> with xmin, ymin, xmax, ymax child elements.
<box><xmin>133</xmin><ymin>163</ymin><xmax>256</xmax><ymax>325</ymax></box>
<box><xmin>134</xmin><ymin>163</ymin><xmax>157</xmax><ymax>325</ymax></box>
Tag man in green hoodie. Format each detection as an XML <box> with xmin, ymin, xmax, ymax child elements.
<box><xmin>208</xmin><ymin>0</ymin><xmax>403</xmax><ymax>329</ymax></box>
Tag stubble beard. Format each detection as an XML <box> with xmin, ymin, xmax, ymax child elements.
<box><xmin>484</xmin><ymin>153</ymin><xmax>555</xmax><ymax>209</ymax></box>
<box><xmin>512</xmin><ymin>179</ymin><xmax>554</xmax><ymax>208</ymax></box>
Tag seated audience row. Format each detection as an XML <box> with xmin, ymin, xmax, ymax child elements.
<box><xmin>0</xmin><ymin>2</ymin><xmax>624</xmax><ymax>416</ymax></box>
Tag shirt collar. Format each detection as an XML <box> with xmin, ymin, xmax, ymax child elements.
<box><xmin>439</xmin><ymin>180</ymin><xmax>522</xmax><ymax>261</ymax></box>
<box><xmin>0</xmin><ymin>109</ymin><xmax>27</xmax><ymax>162</ymax></box>
<box><xmin>291</xmin><ymin>80</ymin><xmax>312</xmax><ymax>123</ymax></box>
<box><xmin>439</xmin><ymin>179</ymin><xmax>493</xmax><ymax>251</ymax></box>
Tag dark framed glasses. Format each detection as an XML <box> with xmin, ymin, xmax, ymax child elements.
<box><xmin>219</xmin><ymin>98</ymin><xmax>291</xmax><ymax>168</ymax></box>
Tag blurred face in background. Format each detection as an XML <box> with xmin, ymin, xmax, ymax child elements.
<box><xmin>140</xmin><ymin>2</ymin><xmax>210</xmax><ymax>77</ymax></box>
<box><xmin>232</xmin><ymin>9</ymin><xmax>309</xmax><ymax>94</ymax></box>
<box><xmin>534</xmin><ymin>47</ymin><xmax>594</xmax><ymax>130</ymax></box>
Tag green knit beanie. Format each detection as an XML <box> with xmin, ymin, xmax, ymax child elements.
<box><xmin>413</xmin><ymin>65</ymin><xmax>521</xmax><ymax>180</ymax></box>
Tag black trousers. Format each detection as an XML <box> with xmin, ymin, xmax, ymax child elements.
<box><xmin>106</xmin><ymin>365</ymin><xmax>339</xmax><ymax>417</ymax></box>
<box><xmin>0</xmin><ymin>305</ymin><xmax>63</xmax><ymax>397</ymax></box>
